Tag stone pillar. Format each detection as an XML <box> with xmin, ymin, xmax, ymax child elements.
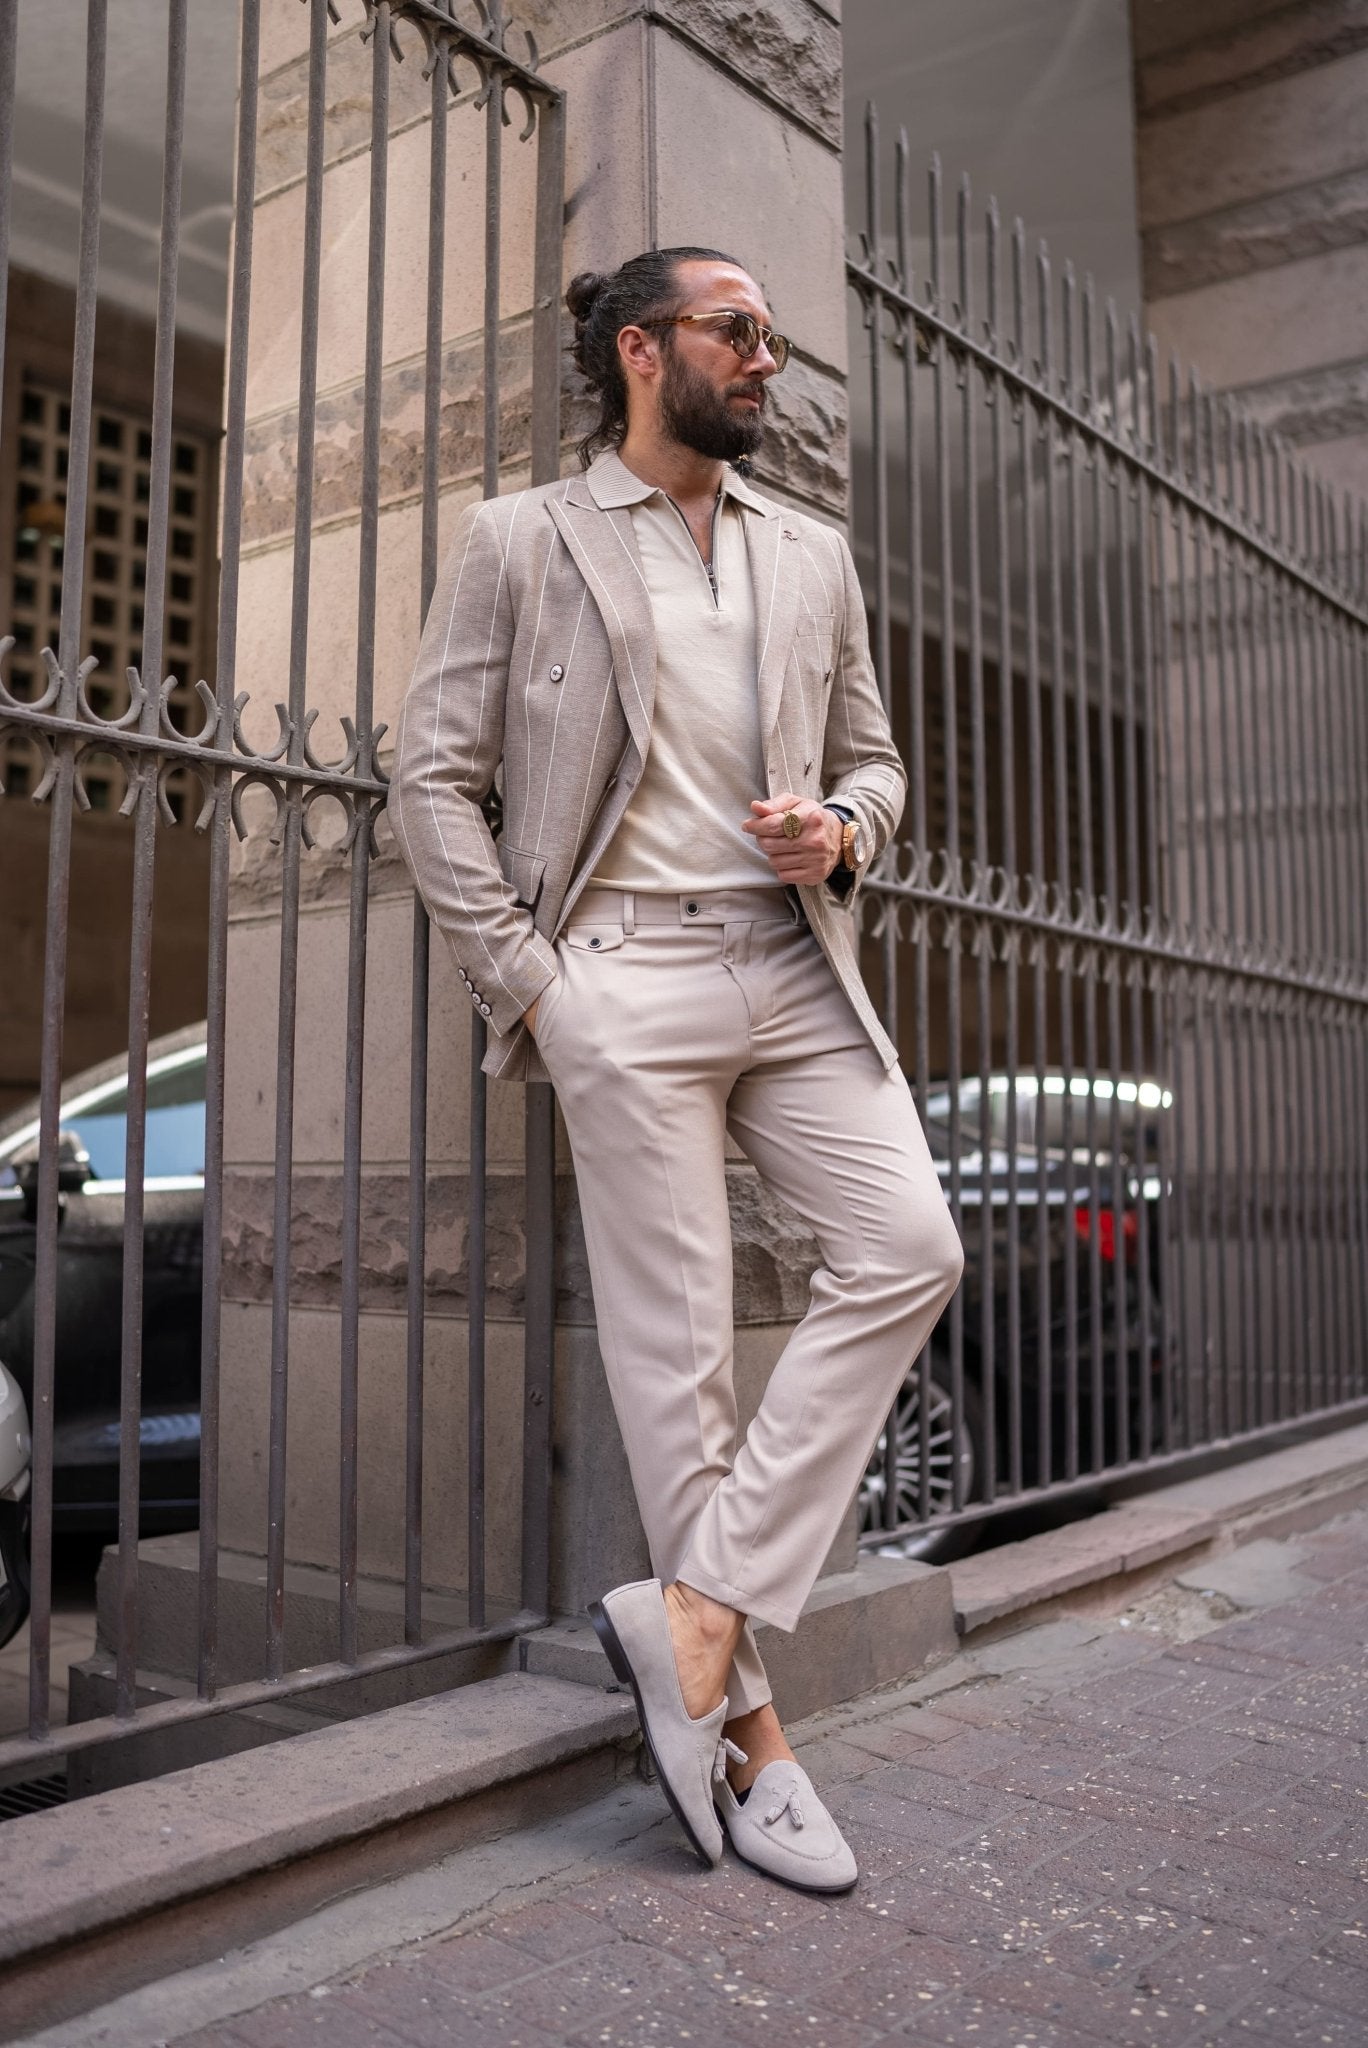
<box><xmin>116</xmin><ymin>0</ymin><xmax>861</xmax><ymax>1712</ymax></box>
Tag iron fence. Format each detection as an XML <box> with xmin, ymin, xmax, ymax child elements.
<box><xmin>0</xmin><ymin>0</ymin><xmax>564</xmax><ymax>1777</ymax></box>
<box><xmin>850</xmin><ymin>105</ymin><xmax>1368</xmax><ymax>1551</ymax></box>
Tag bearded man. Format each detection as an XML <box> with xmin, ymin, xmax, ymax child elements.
<box><xmin>389</xmin><ymin>247</ymin><xmax>963</xmax><ymax>1892</ymax></box>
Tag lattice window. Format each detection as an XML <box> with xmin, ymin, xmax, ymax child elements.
<box><xmin>4</xmin><ymin>383</ymin><xmax>212</xmax><ymax>824</ymax></box>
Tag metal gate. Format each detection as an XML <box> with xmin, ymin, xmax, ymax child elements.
<box><xmin>850</xmin><ymin>106</ymin><xmax>1368</xmax><ymax>1549</ymax></box>
<box><xmin>0</xmin><ymin>0</ymin><xmax>564</xmax><ymax>1777</ymax></box>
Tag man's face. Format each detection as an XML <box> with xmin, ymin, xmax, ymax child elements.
<box><xmin>655</xmin><ymin>262</ymin><xmax>779</xmax><ymax>462</ymax></box>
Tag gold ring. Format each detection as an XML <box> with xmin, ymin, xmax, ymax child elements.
<box><xmin>781</xmin><ymin>810</ymin><xmax>803</xmax><ymax>840</ymax></box>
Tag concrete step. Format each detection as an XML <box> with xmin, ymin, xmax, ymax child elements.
<box><xmin>0</xmin><ymin>1671</ymin><xmax>637</xmax><ymax>2040</ymax></box>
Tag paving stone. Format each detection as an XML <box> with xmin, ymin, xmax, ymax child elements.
<box><xmin>1216</xmin><ymin>1985</ymin><xmax>1368</xmax><ymax>2042</ymax></box>
<box><xmin>874</xmin><ymin>1704</ymin><xmax>979</xmax><ymax>1745</ymax></box>
<box><xmin>407</xmin><ymin>1932</ymin><xmax>552</xmax><ymax>1996</ymax></box>
<box><xmin>219</xmin><ymin>1995</ymin><xmax>413</xmax><ymax>2045</ymax></box>
<box><xmin>341</xmin><ymin>1973</ymin><xmax>564</xmax><ymax>2047</ymax></box>
<box><xmin>1126</xmin><ymin>1862</ymin><xmax>1334</xmax><ymax>1945</ymax></box>
<box><xmin>892</xmin><ymin>1991</ymin><xmax>1114</xmax><ymax>2045</ymax></box>
<box><xmin>469</xmin><ymin>1943</ymin><xmax>699</xmax><ymax>2036</ymax></box>
<box><xmin>1019</xmin><ymin>1822</ymin><xmax>1185</xmax><ymax>1912</ymax></box>
<box><xmin>828</xmin><ymin>1780</ymin><xmax>991</xmax><ymax>1855</ymax></box>
<box><xmin>806</xmin><ymin>1930</ymin><xmax>993</xmax><ymax>2023</ymax></box>
<box><xmin>559</xmin><ymin>1877</ymin><xmax>756</xmax><ymax>1963</ymax></box>
<box><xmin>479</xmin><ymin>1897</ymin><xmax>622</xmax><ymax>1965</ymax></box>
<box><xmin>854</xmin><ymin>1872</ymin><xmax>1054</xmax><ymax>1954</ymax></box>
<box><xmin>1279</xmin><ymin>1949</ymin><xmax>1368</xmax><ymax>2016</ymax></box>
<box><xmin>971</xmin><ymin>1951</ymin><xmax>1203</xmax><ymax>2046</ymax></box>
<box><xmin>642</xmin><ymin>1975</ymin><xmax>884</xmax><ymax>2048</ymax></box>
<box><xmin>876</xmin><ymin>1762</ymin><xmax>1033</xmax><ymax>1826</ymax></box>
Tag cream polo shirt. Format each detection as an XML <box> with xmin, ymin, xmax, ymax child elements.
<box><xmin>590</xmin><ymin>463</ymin><xmax>777</xmax><ymax>894</ymax></box>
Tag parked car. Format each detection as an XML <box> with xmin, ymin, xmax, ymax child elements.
<box><xmin>860</xmin><ymin>1070</ymin><xmax>1172</xmax><ymax>1557</ymax></box>
<box><xmin>0</xmin><ymin>1360</ymin><xmax>31</xmax><ymax>1649</ymax></box>
<box><xmin>0</xmin><ymin>1025</ymin><xmax>206</xmax><ymax>1534</ymax></box>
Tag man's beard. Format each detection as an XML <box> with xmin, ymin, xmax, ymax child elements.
<box><xmin>659</xmin><ymin>350</ymin><xmax>765</xmax><ymax>461</ymax></box>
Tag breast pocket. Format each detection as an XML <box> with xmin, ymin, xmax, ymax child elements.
<box><xmin>798</xmin><ymin>610</ymin><xmax>838</xmax><ymax>684</ymax></box>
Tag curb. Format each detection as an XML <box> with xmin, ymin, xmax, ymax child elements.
<box><xmin>0</xmin><ymin>1672</ymin><xmax>635</xmax><ymax>2005</ymax></box>
<box><xmin>946</xmin><ymin>1418</ymin><xmax>1368</xmax><ymax>1636</ymax></box>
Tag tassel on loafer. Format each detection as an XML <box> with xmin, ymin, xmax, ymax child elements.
<box><xmin>589</xmin><ymin>1577</ymin><xmax>733</xmax><ymax>1868</ymax></box>
<box><xmin>714</xmin><ymin>1759</ymin><xmax>858</xmax><ymax>1894</ymax></box>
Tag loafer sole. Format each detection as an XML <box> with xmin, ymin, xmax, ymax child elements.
<box><xmin>588</xmin><ymin>1595</ymin><xmax>717</xmax><ymax>1869</ymax></box>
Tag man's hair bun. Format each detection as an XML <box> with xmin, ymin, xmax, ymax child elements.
<box><xmin>565</xmin><ymin>271</ymin><xmax>606</xmax><ymax>324</ymax></box>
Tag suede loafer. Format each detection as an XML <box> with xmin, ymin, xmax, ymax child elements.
<box><xmin>715</xmin><ymin>1759</ymin><xmax>858</xmax><ymax>1893</ymax></box>
<box><xmin>589</xmin><ymin>1577</ymin><xmax>732</xmax><ymax>1868</ymax></box>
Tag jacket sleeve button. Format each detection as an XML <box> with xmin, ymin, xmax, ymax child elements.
<box><xmin>549</xmin><ymin>663</ymin><xmax>564</xmax><ymax>683</ymax></box>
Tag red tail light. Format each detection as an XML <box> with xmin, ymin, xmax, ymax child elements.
<box><xmin>1074</xmin><ymin>1205</ymin><xmax>1139</xmax><ymax>1265</ymax></box>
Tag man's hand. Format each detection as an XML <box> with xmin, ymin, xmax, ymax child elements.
<box><xmin>742</xmin><ymin>796</ymin><xmax>843</xmax><ymax>885</ymax></box>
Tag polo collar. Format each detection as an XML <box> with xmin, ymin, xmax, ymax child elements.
<box><xmin>584</xmin><ymin>447</ymin><xmax>777</xmax><ymax>517</ymax></box>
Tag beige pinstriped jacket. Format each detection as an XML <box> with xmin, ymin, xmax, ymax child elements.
<box><xmin>388</xmin><ymin>449</ymin><xmax>906</xmax><ymax>1084</ymax></box>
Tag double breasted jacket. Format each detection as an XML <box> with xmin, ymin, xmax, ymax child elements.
<box><xmin>388</xmin><ymin>449</ymin><xmax>907</xmax><ymax>1084</ymax></box>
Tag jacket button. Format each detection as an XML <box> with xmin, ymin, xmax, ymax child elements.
<box><xmin>549</xmin><ymin>663</ymin><xmax>564</xmax><ymax>682</ymax></box>
<box><xmin>479</xmin><ymin>1002</ymin><xmax>492</xmax><ymax>1017</ymax></box>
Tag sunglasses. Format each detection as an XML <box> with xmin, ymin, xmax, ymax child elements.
<box><xmin>642</xmin><ymin>309</ymin><xmax>791</xmax><ymax>373</ymax></box>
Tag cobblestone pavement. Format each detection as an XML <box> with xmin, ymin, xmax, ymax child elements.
<box><xmin>165</xmin><ymin>1513</ymin><xmax>1368</xmax><ymax>2047</ymax></box>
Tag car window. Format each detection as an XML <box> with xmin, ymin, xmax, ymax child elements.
<box><xmin>0</xmin><ymin>1050</ymin><xmax>206</xmax><ymax>1188</ymax></box>
<box><xmin>72</xmin><ymin>1055</ymin><xmax>206</xmax><ymax>1182</ymax></box>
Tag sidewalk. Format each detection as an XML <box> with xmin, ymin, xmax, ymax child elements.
<box><xmin>33</xmin><ymin>1509</ymin><xmax>1368</xmax><ymax>2048</ymax></box>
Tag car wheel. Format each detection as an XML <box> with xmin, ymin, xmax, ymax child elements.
<box><xmin>858</xmin><ymin>1352</ymin><xmax>984</xmax><ymax>1564</ymax></box>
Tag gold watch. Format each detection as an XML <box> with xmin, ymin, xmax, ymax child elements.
<box><xmin>840</xmin><ymin>815</ymin><xmax>868</xmax><ymax>872</ymax></box>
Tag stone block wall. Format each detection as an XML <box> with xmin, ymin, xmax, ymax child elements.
<box><xmin>1133</xmin><ymin>0</ymin><xmax>1368</xmax><ymax>499</ymax></box>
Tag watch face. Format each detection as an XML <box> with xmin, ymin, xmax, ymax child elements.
<box><xmin>852</xmin><ymin>821</ymin><xmax>869</xmax><ymax>865</ymax></box>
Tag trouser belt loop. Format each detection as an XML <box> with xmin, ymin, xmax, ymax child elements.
<box><xmin>622</xmin><ymin>890</ymin><xmax>636</xmax><ymax>935</ymax></box>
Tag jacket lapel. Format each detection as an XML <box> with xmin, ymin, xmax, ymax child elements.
<box><xmin>747</xmin><ymin>508</ymin><xmax>802</xmax><ymax>774</ymax></box>
<box><xmin>546</xmin><ymin>486</ymin><xmax>656</xmax><ymax>766</ymax></box>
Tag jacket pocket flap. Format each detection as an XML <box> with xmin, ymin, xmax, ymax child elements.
<box><xmin>498</xmin><ymin>841</ymin><xmax>547</xmax><ymax>909</ymax></box>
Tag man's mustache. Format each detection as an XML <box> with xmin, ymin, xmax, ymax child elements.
<box><xmin>726</xmin><ymin>381</ymin><xmax>767</xmax><ymax>406</ymax></box>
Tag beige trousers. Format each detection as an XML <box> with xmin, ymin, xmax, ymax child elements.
<box><xmin>533</xmin><ymin>885</ymin><xmax>964</xmax><ymax>1716</ymax></box>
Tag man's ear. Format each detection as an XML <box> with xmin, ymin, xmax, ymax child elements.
<box><xmin>617</xmin><ymin>323</ymin><xmax>661</xmax><ymax>382</ymax></box>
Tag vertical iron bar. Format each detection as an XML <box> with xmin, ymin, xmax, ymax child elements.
<box><xmin>115</xmin><ymin>0</ymin><xmax>188</xmax><ymax>1719</ymax></box>
<box><xmin>530</xmin><ymin>93</ymin><xmax>565</xmax><ymax>489</ymax></box>
<box><xmin>988</xmin><ymin>195</ymin><xmax>1020</xmax><ymax>1499</ymax></box>
<box><xmin>930</xmin><ymin>155</ymin><xmax>963</xmax><ymax>1516</ymax></box>
<box><xmin>896</xmin><ymin>130</ymin><xmax>931</xmax><ymax>1531</ymax></box>
<box><xmin>1097</xmin><ymin>306</ymin><xmax>1126</xmax><ymax>1471</ymax></box>
<box><xmin>198</xmin><ymin>0</ymin><xmax>260</xmax><ymax>1708</ymax></box>
<box><xmin>27</xmin><ymin>0</ymin><xmax>108</xmax><ymax>1742</ymax></box>
<box><xmin>520</xmin><ymin>1083</ymin><xmax>556</xmax><ymax>1617</ymax></box>
<box><xmin>267</xmin><ymin>0</ymin><xmax>329</xmax><ymax>1682</ymax></box>
<box><xmin>467</xmin><ymin>62</ymin><xmax>505</xmax><ymax>1630</ymax></box>
<box><xmin>959</xmin><ymin>175</ymin><xmax>994</xmax><ymax>1507</ymax></box>
<box><xmin>1048</xmin><ymin>260</ymin><xmax>1079</xmax><ymax>1478</ymax></box>
<box><xmin>338</xmin><ymin>1</ymin><xmax>390</xmax><ymax>1666</ymax></box>
<box><xmin>406</xmin><ymin>29</ymin><xmax>448</xmax><ymax>1652</ymax></box>
<box><xmin>1070</xmin><ymin>273</ymin><xmax>1102</xmax><ymax>1475</ymax></box>
<box><xmin>0</xmin><ymin>0</ymin><xmax>15</xmax><ymax>405</ymax></box>
<box><xmin>521</xmin><ymin>85</ymin><xmax>564</xmax><ymax>1614</ymax></box>
<box><xmin>1017</xmin><ymin>220</ymin><xmax>1049</xmax><ymax>1497</ymax></box>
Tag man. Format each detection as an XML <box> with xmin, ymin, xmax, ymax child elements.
<box><xmin>389</xmin><ymin>247</ymin><xmax>963</xmax><ymax>1892</ymax></box>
